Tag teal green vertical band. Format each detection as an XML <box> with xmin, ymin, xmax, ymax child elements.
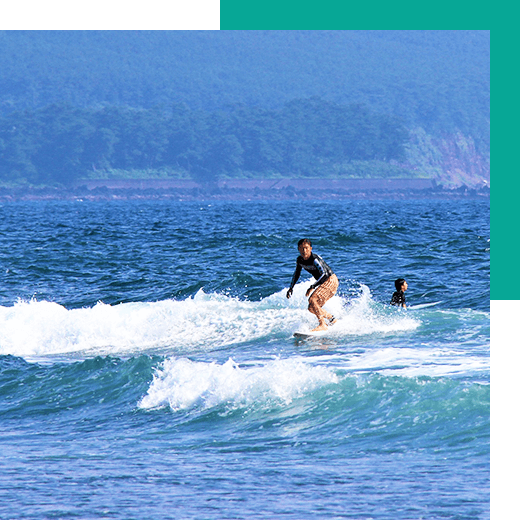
<box><xmin>490</xmin><ymin>30</ymin><xmax>516</xmax><ymax>299</ymax></box>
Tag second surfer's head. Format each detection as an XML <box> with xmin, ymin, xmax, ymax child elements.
<box><xmin>394</xmin><ymin>278</ymin><xmax>408</xmax><ymax>292</ymax></box>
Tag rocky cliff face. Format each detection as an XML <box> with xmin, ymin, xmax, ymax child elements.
<box><xmin>405</xmin><ymin>128</ymin><xmax>490</xmax><ymax>189</ymax></box>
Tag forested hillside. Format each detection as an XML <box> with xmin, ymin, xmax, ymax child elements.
<box><xmin>0</xmin><ymin>30</ymin><xmax>489</xmax><ymax>187</ymax></box>
<box><xmin>0</xmin><ymin>99</ymin><xmax>411</xmax><ymax>184</ymax></box>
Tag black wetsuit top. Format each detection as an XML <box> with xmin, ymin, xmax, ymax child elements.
<box><xmin>289</xmin><ymin>253</ymin><xmax>334</xmax><ymax>291</ymax></box>
<box><xmin>391</xmin><ymin>290</ymin><xmax>406</xmax><ymax>306</ymax></box>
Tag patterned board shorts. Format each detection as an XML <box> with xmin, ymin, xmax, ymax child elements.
<box><xmin>312</xmin><ymin>274</ymin><xmax>339</xmax><ymax>306</ymax></box>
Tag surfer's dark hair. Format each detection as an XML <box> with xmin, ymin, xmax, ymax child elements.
<box><xmin>298</xmin><ymin>238</ymin><xmax>312</xmax><ymax>247</ymax></box>
<box><xmin>395</xmin><ymin>278</ymin><xmax>406</xmax><ymax>291</ymax></box>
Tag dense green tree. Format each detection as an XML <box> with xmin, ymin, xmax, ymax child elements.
<box><xmin>0</xmin><ymin>99</ymin><xmax>412</xmax><ymax>185</ymax></box>
<box><xmin>31</xmin><ymin>104</ymin><xmax>94</xmax><ymax>184</ymax></box>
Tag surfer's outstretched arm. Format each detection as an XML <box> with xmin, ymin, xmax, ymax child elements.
<box><xmin>287</xmin><ymin>264</ymin><xmax>302</xmax><ymax>298</ymax></box>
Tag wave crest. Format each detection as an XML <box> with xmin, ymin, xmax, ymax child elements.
<box><xmin>138</xmin><ymin>356</ymin><xmax>339</xmax><ymax>411</ymax></box>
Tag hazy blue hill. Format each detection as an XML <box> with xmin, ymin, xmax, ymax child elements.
<box><xmin>0</xmin><ymin>30</ymin><xmax>489</xmax><ymax>144</ymax></box>
<box><xmin>0</xmin><ymin>30</ymin><xmax>489</xmax><ymax>188</ymax></box>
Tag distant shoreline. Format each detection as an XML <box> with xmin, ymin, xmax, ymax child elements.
<box><xmin>74</xmin><ymin>177</ymin><xmax>437</xmax><ymax>191</ymax></box>
<box><xmin>0</xmin><ymin>178</ymin><xmax>489</xmax><ymax>202</ymax></box>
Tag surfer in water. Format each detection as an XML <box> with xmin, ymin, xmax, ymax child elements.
<box><xmin>286</xmin><ymin>238</ymin><xmax>339</xmax><ymax>331</ymax></box>
<box><xmin>391</xmin><ymin>278</ymin><xmax>408</xmax><ymax>308</ymax></box>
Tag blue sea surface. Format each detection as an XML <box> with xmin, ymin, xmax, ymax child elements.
<box><xmin>0</xmin><ymin>199</ymin><xmax>489</xmax><ymax>519</ymax></box>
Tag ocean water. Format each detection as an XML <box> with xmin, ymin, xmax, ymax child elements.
<box><xmin>0</xmin><ymin>199</ymin><xmax>489</xmax><ymax>519</ymax></box>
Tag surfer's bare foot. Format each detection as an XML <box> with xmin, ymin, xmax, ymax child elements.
<box><xmin>311</xmin><ymin>323</ymin><xmax>328</xmax><ymax>332</ymax></box>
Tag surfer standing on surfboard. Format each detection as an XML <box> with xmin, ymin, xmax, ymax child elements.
<box><xmin>286</xmin><ymin>238</ymin><xmax>339</xmax><ymax>332</ymax></box>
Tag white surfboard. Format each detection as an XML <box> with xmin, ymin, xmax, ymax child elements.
<box><xmin>293</xmin><ymin>330</ymin><xmax>328</xmax><ymax>339</ymax></box>
<box><xmin>408</xmin><ymin>301</ymin><xmax>442</xmax><ymax>310</ymax></box>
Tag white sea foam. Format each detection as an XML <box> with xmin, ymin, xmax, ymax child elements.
<box><xmin>329</xmin><ymin>284</ymin><xmax>419</xmax><ymax>336</ymax></box>
<box><xmin>338</xmin><ymin>346</ymin><xmax>489</xmax><ymax>378</ymax></box>
<box><xmin>138</xmin><ymin>356</ymin><xmax>339</xmax><ymax>411</ymax></box>
<box><xmin>139</xmin><ymin>345</ymin><xmax>489</xmax><ymax>413</ymax></box>
<box><xmin>0</xmin><ymin>284</ymin><xmax>419</xmax><ymax>359</ymax></box>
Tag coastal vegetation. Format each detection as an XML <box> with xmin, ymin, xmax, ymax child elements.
<box><xmin>0</xmin><ymin>99</ymin><xmax>414</xmax><ymax>185</ymax></box>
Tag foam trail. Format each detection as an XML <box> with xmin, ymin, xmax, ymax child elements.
<box><xmin>0</xmin><ymin>284</ymin><xmax>419</xmax><ymax>359</ymax></box>
<box><xmin>0</xmin><ymin>289</ymin><xmax>308</xmax><ymax>357</ymax></box>
<box><xmin>336</xmin><ymin>347</ymin><xmax>489</xmax><ymax>378</ymax></box>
